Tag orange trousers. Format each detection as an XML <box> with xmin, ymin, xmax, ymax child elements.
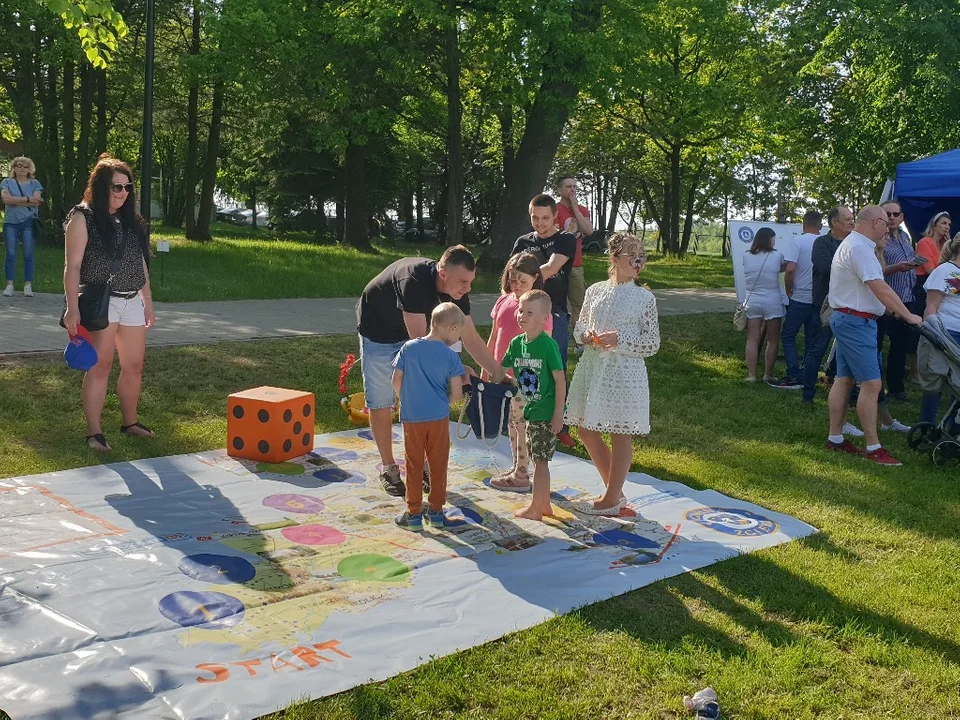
<box><xmin>403</xmin><ymin>419</ymin><xmax>450</xmax><ymax>515</ymax></box>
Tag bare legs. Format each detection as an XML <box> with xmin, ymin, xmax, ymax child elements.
<box><xmin>577</xmin><ymin>428</ymin><xmax>634</xmax><ymax>510</ymax></box>
<box><xmin>114</xmin><ymin>324</ymin><xmax>151</xmax><ymax>433</ymax></box>
<box><xmin>514</xmin><ymin>461</ymin><xmax>553</xmax><ymax>520</ymax></box>
<box><xmin>763</xmin><ymin>318</ymin><xmax>782</xmax><ymax>380</ymax></box>
<box><xmin>745</xmin><ymin>318</ymin><xmax>762</xmax><ymax>380</ymax></box>
<box><xmin>369</xmin><ymin>407</ymin><xmax>397</xmax><ymax>466</ymax></box>
<box><xmin>829</xmin><ymin>376</ymin><xmax>881</xmax><ymax>446</ymax></box>
<box><xmin>82</xmin><ymin>324</ymin><xmax>119</xmax><ymax>451</ymax></box>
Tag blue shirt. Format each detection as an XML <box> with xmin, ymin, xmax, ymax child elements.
<box><xmin>883</xmin><ymin>228</ymin><xmax>915</xmax><ymax>304</ymax></box>
<box><xmin>1</xmin><ymin>178</ymin><xmax>43</xmax><ymax>225</ymax></box>
<box><xmin>392</xmin><ymin>338</ymin><xmax>465</xmax><ymax>423</ymax></box>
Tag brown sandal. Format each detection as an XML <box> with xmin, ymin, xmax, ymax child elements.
<box><xmin>120</xmin><ymin>422</ymin><xmax>155</xmax><ymax>437</ymax></box>
<box><xmin>86</xmin><ymin>433</ymin><xmax>111</xmax><ymax>454</ymax></box>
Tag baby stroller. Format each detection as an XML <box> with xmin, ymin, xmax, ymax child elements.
<box><xmin>907</xmin><ymin>316</ymin><xmax>960</xmax><ymax>467</ymax></box>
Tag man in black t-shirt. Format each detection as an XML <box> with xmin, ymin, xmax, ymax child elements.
<box><xmin>510</xmin><ymin>193</ymin><xmax>577</xmax><ymax>447</ymax></box>
<box><xmin>356</xmin><ymin>245</ymin><xmax>500</xmax><ymax>497</ymax></box>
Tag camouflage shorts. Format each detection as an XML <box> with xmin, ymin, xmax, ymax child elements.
<box><xmin>525</xmin><ymin>420</ymin><xmax>556</xmax><ymax>463</ymax></box>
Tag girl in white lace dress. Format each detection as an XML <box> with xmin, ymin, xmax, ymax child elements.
<box><xmin>565</xmin><ymin>234</ymin><xmax>660</xmax><ymax>516</ymax></box>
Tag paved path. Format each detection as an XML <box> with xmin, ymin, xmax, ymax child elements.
<box><xmin>0</xmin><ymin>288</ymin><xmax>735</xmax><ymax>355</ymax></box>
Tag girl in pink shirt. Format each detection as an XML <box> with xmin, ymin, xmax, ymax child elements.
<box><xmin>485</xmin><ymin>252</ymin><xmax>552</xmax><ymax>491</ymax></box>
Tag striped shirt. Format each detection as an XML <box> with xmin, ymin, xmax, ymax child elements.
<box><xmin>883</xmin><ymin>229</ymin><xmax>915</xmax><ymax>304</ymax></box>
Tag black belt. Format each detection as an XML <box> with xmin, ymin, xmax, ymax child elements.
<box><xmin>110</xmin><ymin>290</ymin><xmax>140</xmax><ymax>299</ymax></box>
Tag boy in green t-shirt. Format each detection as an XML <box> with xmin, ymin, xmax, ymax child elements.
<box><xmin>498</xmin><ymin>289</ymin><xmax>566</xmax><ymax>521</ymax></box>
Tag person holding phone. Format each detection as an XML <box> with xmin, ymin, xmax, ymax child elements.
<box><xmin>878</xmin><ymin>201</ymin><xmax>916</xmax><ymax>401</ymax></box>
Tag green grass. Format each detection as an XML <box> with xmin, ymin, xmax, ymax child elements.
<box><xmin>19</xmin><ymin>223</ymin><xmax>733</xmax><ymax>302</ymax></box>
<box><xmin>1</xmin><ymin>314</ymin><xmax>957</xmax><ymax>719</ymax></box>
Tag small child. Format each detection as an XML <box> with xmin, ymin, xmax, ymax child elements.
<box><xmin>391</xmin><ymin>302</ymin><xmax>466</xmax><ymax>530</ymax></box>
<box><xmin>486</xmin><ymin>252</ymin><xmax>553</xmax><ymax>492</ymax></box>
<box><xmin>494</xmin><ymin>289</ymin><xmax>566</xmax><ymax>521</ymax></box>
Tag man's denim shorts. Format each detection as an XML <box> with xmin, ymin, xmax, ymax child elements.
<box><xmin>359</xmin><ymin>335</ymin><xmax>405</xmax><ymax>410</ymax></box>
<box><xmin>829</xmin><ymin>311</ymin><xmax>881</xmax><ymax>383</ymax></box>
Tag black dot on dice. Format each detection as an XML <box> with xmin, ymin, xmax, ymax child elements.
<box><xmin>283</xmin><ymin>439</ymin><xmax>292</xmax><ymax>452</ymax></box>
<box><xmin>302</xmin><ymin>404</ymin><xmax>311</xmax><ymax>417</ymax></box>
<box><xmin>283</xmin><ymin>409</ymin><xmax>292</xmax><ymax>423</ymax></box>
<box><xmin>232</xmin><ymin>406</ymin><xmax>244</xmax><ymax>419</ymax></box>
<box><xmin>293</xmin><ymin>421</ymin><xmax>302</xmax><ymax>434</ymax></box>
<box><xmin>232</xmin><ymin>437</ymin><xmax>244</xmax><ymax>450</ymax></box>
<box><xmin>302</xmin><ymin>433</ymin><xmax>311</xmax><ymax>446</ymax></box>
<box><xmin>258</xmin><ymin>440</ymin><xmax>269</xmax><ymax>453</ymax></box>
<box><xmin>258</xmin><ymin>409</ymin><xmax>270</xmax><ymax>423</ymax></box>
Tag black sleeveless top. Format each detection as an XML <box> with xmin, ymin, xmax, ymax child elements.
<box><xmin>67</xmin><ymin>204</ymin><xmax>147</xmax><ymax>292</ymax></box>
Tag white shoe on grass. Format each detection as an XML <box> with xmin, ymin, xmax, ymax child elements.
<box><xmin>2</xmin><ymin>282</ymin><xmax>12</xmax><ymax>297</ymax></box>
<box><xmin>881</xmin><ymin>419</ymin><xmax>911</xmax><ymax>433</ymax></box>
<box><xmin>23</xmin><ymin>283</ymin><xmax>32</xmax><ymax>297</ymax></box>
<box><xmin>842</xmin><ymin>422</ymin><xmax>865</xmax><ymax>437</ymax></box>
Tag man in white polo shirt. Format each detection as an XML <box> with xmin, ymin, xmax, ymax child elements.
<box><xmin>825</xmin><ymin>205</ymin><xmax>922</xmax><ymax>465</ymax></box>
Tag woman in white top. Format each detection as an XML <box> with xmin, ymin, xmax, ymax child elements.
<box><xmin>918</xmin><ymin>233</ymin><xmax>960</xmax><ymax>425</ymax></box>
<box><xmin>741</xmin><ymin>227</ymin><xmax>786</xmax><ymax>383</ymax></box>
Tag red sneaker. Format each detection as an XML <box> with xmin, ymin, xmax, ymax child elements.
<box><xmin>825</xmin><ymin>439</ymin><xmax>862</xmax><ymax>455</ymax></box>
<box><xmin>557</xmin><ymin>430</ymin><xmax>576</xmax><ymax>448</ymax></box>
<box><xmin>864</xmin><ymin>447</ymin><xmax>902</xmax><ymax>466</ymax></box>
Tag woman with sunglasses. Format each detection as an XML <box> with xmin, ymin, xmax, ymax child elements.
<box><xmin>741</xmin><ymin>227</ymin><xmax>787</xmax><ymax>384</ymax></box>
<box><xmin>62</xmin><ymin>154</ymin><xmax>156</xmax><ymax>453</ymax></box>
<box><xmin>1</xmin><ymin>156</ymin><xmax>44</xmax><ymax>297</ymax></box>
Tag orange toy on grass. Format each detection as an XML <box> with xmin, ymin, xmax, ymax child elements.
<box><xmin>339</xmin><ymin>354</ymin><xmax>398</xmax><ymax>426</ymax></box>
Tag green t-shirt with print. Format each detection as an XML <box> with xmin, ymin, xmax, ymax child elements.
<box><xmin>501</xmin><ymin>331</ymin><xmax>564</xmax><ymax>421</ymax></box>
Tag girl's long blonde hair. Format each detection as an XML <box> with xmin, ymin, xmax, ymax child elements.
<box><xmin>941</xmin><ymin>232</ymin><xmax>960</xmax><ymax>265</ymax></box>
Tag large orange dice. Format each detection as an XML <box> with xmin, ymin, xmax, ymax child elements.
<box><xmin>227</xmin><ymin>386</ymin><xmax>315</xmax><ymax>463</ymax></box>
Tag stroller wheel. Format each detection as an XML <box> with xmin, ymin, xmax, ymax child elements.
<box><xmin>932</xmin><ymin>440</ymin><xmax>960</xmax><ymax>467</ymax></box>
<box><xmin>907</xmin><ymin>422</ymin><xmax>941</xmax><ymax>452</ymax></box>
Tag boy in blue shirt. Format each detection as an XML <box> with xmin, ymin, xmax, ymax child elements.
<box><xmin>392</xmin><ymin>302</ymin><xmax>467</xmax><ymax>530</ymax></box>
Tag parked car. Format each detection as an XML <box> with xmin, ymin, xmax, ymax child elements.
<box><xmin>216</xmin><ymin>206</ymin><xmax>244</xmax><ymax>222</ymax></box>
<box><xmin>230</xmin><ymin>209</ymin><xmax>270</xmax><ymax>226</ymax></box>
<box><xmin>403</xmin><ymin>217</ymin><xmax>442</xmax><ymax>244</ymax></box>
<box><xmin>583</xmin><ymin>230</ymin><xmax>611</xmax><ymax>254</ymax></box>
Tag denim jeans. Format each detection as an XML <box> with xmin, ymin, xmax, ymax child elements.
<box><xmin>3</xmin><ymin>219</ymin><xmax>35</xmax><ymax>283</ymax></box>
<box><xmin>781</xmin><ymin>299</ymin><xmax>818</xmax><ymax>380</ymax></box>
<box><xmin>802</xmin><ymin>320</ymin><xmax>833</xmax><ymax>401</ymax></box>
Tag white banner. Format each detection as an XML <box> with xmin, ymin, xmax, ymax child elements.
<box><xmin>0</xmin><ymin>426</ymin><xmax>816</xmax><ymax>720</ymax></box>
<box><xmin>729</xmin><ymin>221</ymin><xmax>806</xmax><ymax>303</ymax></box>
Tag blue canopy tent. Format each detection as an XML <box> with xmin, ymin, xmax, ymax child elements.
<box><xmin>893</xmin><ymin>148</ymin><xmax>960</xmax><ymax>240</ymax></box>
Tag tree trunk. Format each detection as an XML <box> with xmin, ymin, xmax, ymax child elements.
<box><xmin>95</xmin><ymin>69</ymin><xmax>107</xmax><ymax>156</ymax></box>
<box><xmin>184</xmin><ymin>0</ymin><xmax>202</xmax><ymax>237</ymax></box>
<box><xmin>75</xmin><ymin>62</ymin><xmax>93</xmax><ymax>197</ymax></box>
<box><xmin>403</xmin><ymin>187</ymin><xmax>414</xmax><ymax>232</ymax></box>
<box><xmin>62</xmin><ymin>60</ymin><xmax>75</xmax><ymax>209</ymax></box>
<box><xmin>250</xmin><ymin>185</ymin><xmax>258</xmax><ymax>229</ymax></box>
<box><xmin>335</xmin><ymin>193</ymin><xmax>345</xmax><ymax>242</ymax></box>
<box><xmin>628</xmin><ymin>200</ymin><xmax>638</xmax><ymax>233</ymax></box>
<box><xmin>597</xmin><ymin>174</ymin><xmax>608</xmax><ymax>231</ymax></box>
<box><xmin>679</xmin><ymin>157</ymin><xmax>706</xmax><ymax>256</ymax></box>
<box><xmin>499</xmin><ymin>107</ymin><xmax>514</xmax><ymax>186</ymax></box>
<box><xmin>485</xmin><ymin>0</ymin><xmax>603</xmax><ymax>267</ymax></box>
<box><xmin>196</xmin><ymin>81</ymin><xmax>225</xmax><ymax>241</ymax></box>
<box><xmin>606</xmin><ymin>177</ymin><xmax>622</xmax><ymax>233</ymax></box>
<box><xmin>344</xmin><ymin>142</ymin><xmax>370</xmax><ymax>249</ymax></box>
<box><xmin>416</xmin><ymin>169</ymin><xmax>424</xmax><ymax>236</ymax></box>
<box><xmin>668</xmin><ymin>144</ymin><xmax>681</xmax><ymax>255</ymax></box>
<box><xmin>444</xmin><ymin>1</ymin><xmax>464</xmax><ymax>247</ymax></box>
<box><xmin>40</xmin><ymin>63</ymin><xmax>63</xmax><ymax>226</ymax></box>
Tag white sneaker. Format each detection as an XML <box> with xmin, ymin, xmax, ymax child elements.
<box><xmin>881</xmin><ymin>419</ymin><xmax>911</xmax><ymax>433</ymax></box>
<box><xmin>22</xmin><ymin>283</ymin><xmax>32</xmax><ymax>297</ymax></box>
<box><xmin>842</xmin><ymin>422</ymin><xmax>865</xmax><ymax>437</ymax></box>
<box><xmin>2</xmin><ymin>283</ymin><xmax>12</xmax><ymax>297</ymax></box>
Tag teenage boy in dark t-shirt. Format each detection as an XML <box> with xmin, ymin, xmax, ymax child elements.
<box><xmin>356</xmin><ymin>245</ymin><xmax>500</xmax><ymax>497</ymax></box>
<box><xmin>510</xmin><ymin>193</ymin><xmax>576</xmax><ymax>447</ymax></box>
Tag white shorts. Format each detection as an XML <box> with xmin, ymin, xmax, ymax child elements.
<box><xmin>108</xmin><ymin>294</ymin><xmax>146</xmax><ymax>327</ymax></box>
<box><xmin>745</xmin><ymin>300</ymin><xmax>785</xmax><ymax>321</ymax></box>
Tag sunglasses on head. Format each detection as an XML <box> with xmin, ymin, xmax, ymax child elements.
<box><xmin>110</xmin><ymin>183</ymin><xmax>134</xmax><ymax>193</ymax></box>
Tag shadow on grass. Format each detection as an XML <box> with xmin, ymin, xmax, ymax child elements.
<box><xmin>582</xmin><ymin>547</ymin><xmax>960</xmax><ymax>666</ymax></box>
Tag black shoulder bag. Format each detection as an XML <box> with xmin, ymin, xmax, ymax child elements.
<box><xmin>60</xmin><ymin>219</ymin><xmax>129</xmax><ymax>332</ymax></box>
<box><xmin>14</xmin><ymin>179</ymin><xmax>42</xmax><ymax>241</ymax></box>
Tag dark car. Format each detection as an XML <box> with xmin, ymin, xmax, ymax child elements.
<box><xmin>583</xmin><ymin>230</ymin><xmax>611</xmax><ymax>253</ymax></box>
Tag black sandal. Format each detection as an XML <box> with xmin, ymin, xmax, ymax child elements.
<box><xmin>86</xmin><ymin>433</ymin><xmax>111</xmax><ymax>453</ymax></box>
<box><xmin>120</xmin><ymin>422</ymin><xmax>155</xmax><ymax>437</ymax></box>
